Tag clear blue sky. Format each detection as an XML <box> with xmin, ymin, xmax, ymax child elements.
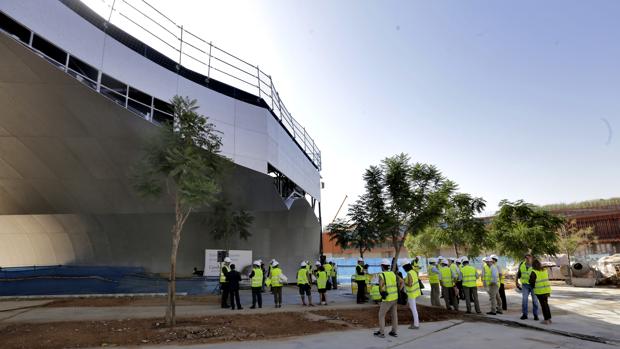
<box><xmin>90</xmin><ymin>0</ymin><xmax>620</xmax><ymax>221</ymax></box>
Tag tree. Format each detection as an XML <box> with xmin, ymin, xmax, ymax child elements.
<box><xmin>490</xmin><ymin>200</ymin><xmax>564</xmax><ymax>260</ymax></box>
<box><xmin>404</xmin><ymin>226</ymin><xmax>444</xmax><ymax>265</ymax></box>
<box><xmin>557</xmin><ymin>219</ymin><xmax>596</xmax><ymax>284</ymax></box>
<box><xmin>209</xmin><ymin>200</ymin><xmax>254</xmax><ymax>251</ymax></box>
<box><xmin>132</xmin><ymin>96</ymin><xmax>225</xmax><ymax>326</ymax></box>
<box><xmin>433</xmin><ymin>193</ymin><xmax>488</xmax><ymax>258</ymax></box>
<box><xmin>326</xmin><ymin>197</ymin><xmax>379</xmax><ymax>258</ymax></box>
<box><xmin>363</xmin><ymin>154</ymin><xmax>456</xmax><ymax>270</ymax></box>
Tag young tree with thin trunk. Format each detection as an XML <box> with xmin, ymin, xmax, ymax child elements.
<box><xmin>327</xmin><ymin>197</ymin><xmax>379</xmax><ymax>258</ymax></box>
<box><xmin>132</xmin><ymin>96</ymin><xmax>225</xmax><ymax>326</ymax></box>
<box><xmin>557</xmin><ymin>219</ymin><xmax>596</xmax><ymax>284</ymax></box>
<box><xmin>209</xmin><ymin>199</ymin><xmax>254</xmax><ymax>251</ymax></box>
<box><xmin>434</xmin><ymin>193</ymin><xmax>487</xmax><ymax>258</ymax></box>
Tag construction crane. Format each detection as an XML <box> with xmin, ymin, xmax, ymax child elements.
<box><xmin>330</xmin><ymin>195</ymin><xmax>348</xmax><ymax>225</ymax></box>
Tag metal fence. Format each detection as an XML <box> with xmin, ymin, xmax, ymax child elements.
<box><xmin>85</xmin><ymin>0</ymin><xmax>321</xmax><ymax>170</ymax></box>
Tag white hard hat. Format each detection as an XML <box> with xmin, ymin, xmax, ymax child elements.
<box><xmin>429</xmin><ymin>257</ymin><xmax>436</xmax><ymax>263</ymax></box>
<box><xmin>315</xmin><ymin>261</ymin><xmax>321</xmax><ymax>266</ymax></box>
<box><xmin>490</xmin><ymin>254</ymin><xmax>498</xmax><ymax>260</ymax></box>
<box><xmin>416</xmin><ymin>256</ymin><xmax>421</xmax><ymax>259</ymax></box>
<box><xmin>223</xmin><ymin>257</ymin><xmax>231</xmax><ymax>263</ymax></box>
<box><xmin>484</xmin><ymin>257</ymin><xmax>491</xmax><ymax>262</ymax></box>
<box><xmin>300</xmin><ymin>261</ymin><xmax>307</xmax><ymax>267</ymax></box>
<box><xmin>440</xmin><ymin>258</ymin><xmax>448</xmax><ymax>264</ymax></box>
<box><xmin>380</xmin><ymin>258</ymin><xmax>391</xmax><ymax>266</ymax></box>
<box><xmin>253</xmin><ymin>260</ymin><xmax>260</xmax><ymax>266</ymax></box>
<box><xmin>438</xmin><ymin>256</ymin><xmax>444</xmax><ymax>261</ymax></box>
<box><xmin>461</xmin><ymin>257</ymin><xmax>469</xmax><ymax>263</ymax></box>
<box><xmin>448</xmin><ymin>257</ymin><xmax>455</xmax><ymax>261</ymax></box>
<box><xmin>358</xmin><ymin>257</ymin><xmax>364</xmax><ymax>262</ymax></box>
<box><xmin>272</xmin><ymin>260</ymin><xmax>279</xmax><ymax>266</ymax></box>
<box><xmin>258</xmin><ymin>259</ymin><xmax>263</xmax><ymax>263</ymax></box>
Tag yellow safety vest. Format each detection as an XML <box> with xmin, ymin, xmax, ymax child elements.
<box><xmin>405</xmin><ymin>270</ymin><xmax>421</xmax><ymax>299</ymax></box>
<box><xmin>429</xmin><ymin>266</ymin><xmax>440</xmax><ymax>284</ymax></box>
<box><xmin>498</xmin><ymin>265</ymin><xmax>505</xmax><ymax>285</ymax></box>
<box><xmin>450</xmin><ymin>263</ymin><xmax>459</xmax><ymax>277</ymax></box>
<box><xmin>440</xmin><ymin>266</ymin><xmax>454</xmax><ymax>287</ymax></box>
<box><xmin>355</xmin><ymin>265</ymin><xmax>366</xmax><ymax>281</ymax></box>
<box><xmin>519</xmin><ymin>261</ymin><xmax>532</xmax><ymax>285</ymax></box>
<box><xmin>461</xmin><ymin>265</ymin><xmax>477</xmax><ymax>287</ymax></box>
<box><xmin>412</xmin><ymin>260</ymin><xmax>420</xmax><ymax>273</ymax></box>
<box><xmin>220</xmin><ymin>264</ymin><xmax>230</xmax><ymax>283</ymax></box>
<box><xmin>533</xmin><ymin>269</ymin><xmax>551</xmax><ymax>295</ymax></box>
<box><xmin>271</xmin><ymin>267</ymin><xmax>283</xmax><ymax>287</ymax></box>
<box><xmin>251</xmin><ymin>267</ymin><xmax>263</xmax><ymax>288</ymax></box>
<box><xmin>370</xmin><ymin>284</ymin><xmax>382</xmax><ymax>300</ymax></box>
<box><xmin>380</xmin><ymin>271</ymin><xmax>398</xmax><ymax>302</ymax></box>
<box><xmin>483</xmin><ymin>264</ymin><xmax>491</xmax><ymax>284</ymax></box>
<box><xmin>297</xmin><ymin>268</ymin><xmax>309</xmax><ymax>285</ymax></box>
<box><xmin>317</xmin><ymin>271</ymin><xmax>328</xmax><ymax>289</ymax></box>
<box><xmin>324</xmin><ymin>263</ymin><xmax>333</xmax><ymax>277</ymax></box>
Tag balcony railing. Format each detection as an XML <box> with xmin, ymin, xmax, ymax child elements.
<box><xmin>80</xmin><ymin>0</ymin><xmax>322</xmax><ymax>170</ymax></box>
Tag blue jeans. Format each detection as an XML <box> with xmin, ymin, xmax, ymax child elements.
<box><xmin>522</xmin><ymin>283</ymin><xmax>539</xmax><ymax>316</ymax></box>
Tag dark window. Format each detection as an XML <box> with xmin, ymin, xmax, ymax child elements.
<box><xmin>128</xmin><ymin>99</ymin><xmax>150</xmax><ymax>118</ymax></box>
<box><xmin>68</xmin><ymin>56</ymin><xmax>97</xmax><ymax>82</ymax></box>
<box><xmin>153</xmin><ymin>98</ymin><xmax>173</xmax><ymax>114</ymax></box>
<box><xmin>128</xmin><ymin>86</ymin><xmax>151</xmax><ymax>106</ymax></box>
<box><xmin>32</xmin><ymin>34</ymin><xmax>67</xmax><ymax>65</ymax></box>
<box><xmin>153</xmin><ymin>110</ymin><xmax>173</xmax><ymax>125</ymax></box>
<box><xmin>100</xmin><ymin>73</ymin><xmax>127</xmax><ymax>95</ymax></box>
<box><xmin>0</xmin><ymin>12</ymin><xmax>31</xmax><ymax>43</ymax></box>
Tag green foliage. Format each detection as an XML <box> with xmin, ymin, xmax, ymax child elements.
<box><xmin>327</xmin><ymin>196</ymin><xmax>380</xmax><ymax>257</ymax></box>
<box><xmin>433</xmin><ymin>193</ymin><xmax>488</xmax><ymax>257</ymax></box>
<box><xmin>404</xmin><ymin>226</ymin><xmax>443</xmax><ymax>258</ymax></box>
<box><xmin>557</xmin><ymin>219</ymin><xmax>596</xmax><ymax>257</ymax></box>
<box><xmin>209</xmin><ymin>200</ymin><xmax>255</xmax><ymax>251</ymax></box>
<box><xmin>490</xmin><ymin>200</ymin><xmax>564</xmax><ymax>260</ymax></box>
<box><xmin>541</xmin><ymin>197</ymin><xmax>620</xmax><ymax>211</ymax></box>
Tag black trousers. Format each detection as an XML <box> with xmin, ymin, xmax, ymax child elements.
<box><xmin>220</xmin><ymin>283</ymin><xmax>229</xmax><ymax>307</ymax></box>
<box><xmin>229</xmin><ymin>288</ymin><xmax>241</xmax><ymax>309</ymax></box>
<box><xmin>356</xmin><ymin>280</ymin><xmax>366</xmax><ymax>303</ymax></box>
<box><xmin>456</xmin><ymin>281</ymin><xmax>464</xmax><ymax>300</ymax></box>
<box><xmin>499</xmin><ymin>283</ymin><xmax>507</xmax><ymax>310</ymax></box>
<box><xmin>537</xmin><ymin>294</ymin><xmax>552</xmax><ymax>320</ymax></box>
<box><xmin>251</xmin><ymin>287</ymin><xmax>262</xmax><ymax>307</ymax></box>
<box><xmin>332</xmin><ymin>276</ymin><xmax>338</xmax><ymax>289</ymax></box>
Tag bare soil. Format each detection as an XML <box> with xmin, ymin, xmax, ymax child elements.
<box><xmin>44</xmin><ymin>295</ymin><xmax>218</xmax><ymax>308</ymax></box>
<box><xmin>1</xmin><ymin>305</ymin><xmax>457</xmax><ymax>349</ymax></box>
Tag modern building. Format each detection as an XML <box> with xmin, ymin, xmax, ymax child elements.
<box><xmin>0</xmin><ymin>0</ymin><xmax>322</xmax><ymax>279</ymax></box>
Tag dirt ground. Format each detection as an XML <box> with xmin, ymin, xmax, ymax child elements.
<box><xmin>1</xmin><ymin>305</ymin><xmax>457</xmax><ymax>349</ymax></box>
<box><xmin>44</xmin><ymin>295</ymin><xmax>219</xmax><ymax>308</ymax></box>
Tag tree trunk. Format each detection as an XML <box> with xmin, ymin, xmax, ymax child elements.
<box><xmin>165</xmin><ymin>198</ymin><xmax>191</xmax><ymax>327</ymax></box>
<box><xmin>566</xmin><ymin>251</ymin><xmax>573</xmax><ymax>285</ymax></box>
<box><xmin>392</xmin><ymin>235</ymin><xmax>403</xmax><ymax>271</ymax></box>
<box><xmin>454</xmin><ymin>243</ymin><xmax>460</xmax><ymax>258</ymax></box>
<box><xmin>359</xmin><ymin>247</ymin><xmax>364</xmax><ymax>259</ymax></box>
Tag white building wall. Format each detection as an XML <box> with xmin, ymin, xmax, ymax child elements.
<box><xmin>0</xmin><ymin>0</ymin><xmax>321</xmax><ymax>200</ymax></box>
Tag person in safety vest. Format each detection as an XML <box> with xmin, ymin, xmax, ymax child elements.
<box><xmin>220</xmin><ymin>257</ymin><xmax>232</xmax><ymax>308</ymax></box>
<box><xmin>455</xmin><ymin>257</ymin><xmax>465</xmax><ymax>300</ymax></box>
<box><xmin>355</xmin><ymin>257</ymin><xmax>367</xmax><ymax>304</ymax></box>
<box><xmin>459</xmin><ymin>257</ymin><xmax>481</xmax><ymax>314</ymax></box>
<box><xmin>482</xmin><ymin>257</ymin><xmax>502</xmax><ymax>315</ymax></box>
<box><xmin>530</xmin><ymin>259</ymin><xmax>552</xmax><ymax>324</ymax></box>
<box><xmin>411</xmin><ymin>256</ymin><xmax>424</xmax><ymax>296</ymax></box>
<box><xmin>329</xmin><ymin>261</ymin><xmax>338</xmax><ymax>289</ymax></box>
<box><xmin>373</xmin><ymin>259</ymin><xmax>404</xmax><ymax>338</ymax></box>
<box><xmin>403</xmin><ymin>260</ymin><xmax>421</xmax><ymax>329</ymax></box>
<box><xmin>297</xmin><ymin>261</ymin><xmax>314</xmax><ymax>306</ymax></box>
<box><xmin>270</xmin><ymin>260</ymin><xmax>284</xmax><ymax>308</ymax></box>
<box><xmin>323</xmin><ymin>260</ymin><xmax>333</xmax><ymax>290</ymax></box>
<box><xmin>428</xmin><ymin>258</ymin><xmax>441</xmax><ymax>307</ymax></box>
<box><xmin>369</xmin><ymin>276</ymin><xmax>382</xmax><ymax>304</ymax></box>
<box><xmin>516</xmin><ymin>252</ymin><xmax>539</xmax><ymax>320</ymax></box>
<box><xmin>438</xmin><ymin>258</ymin><xmax>458</xmax><ymax>311</ymax></box>
<box><xmin>448</xmin><ymin>257</ymin><xmax>461</xmax><ymax>303</ymax></box>
<box><xmin>491</xmin><ymin>254</ymin><xmax>507</xmax><ymax>311</ymax></box>
<box><xmin>248</xmin><ymin>260</ymin><xmax>263</xmax><ymax>308</ymax></box>
<box><xmin>316</xmin><ymin>265</ymin><xmax>329</xmax><ymax>305</ymax></box>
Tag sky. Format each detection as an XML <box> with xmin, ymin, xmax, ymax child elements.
<box><xmin>85</xmin><ymin>0</ymin><xmax>620</xmax><ymax>222</ymax></box>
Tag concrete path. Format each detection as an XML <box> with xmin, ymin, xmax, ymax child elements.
<box><xmin>0</xmin><ymin>300</ymin><xmax>52</xmax><ymax>312</ymax></box>
<box><xmin>119</xmin><ymin>320</ymin><xmax>616</xmax><ymax>349</ymax></box>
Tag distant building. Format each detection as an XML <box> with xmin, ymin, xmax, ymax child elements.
<box><xmin>322</xmin><ymin>233</ymin><xmax>410</xmax><ymax>259</ymax></box>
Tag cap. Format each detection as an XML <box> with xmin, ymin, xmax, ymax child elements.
<box><xmin>272</xmin><ymin>260</ymin><xmax>279</xmax><ymax>266</ymax></box>
<box><xmin>380</xmin><ymin>258</ymin><xmax>391</xmax><ymax>266</ymax></box>
<box><xmin>300</xmin><ymin>261</ymin><xmax>307</xmax><ymax>267</ymax></box>
<box><xmin>223</xmin><ymin>257</ymin><xmax>231</xmax><ymax>263</ymax></box>
<box><xmin>490</xmin><ymin>254</ymin><xmax>498</xmax><ymax>261</ymax></box>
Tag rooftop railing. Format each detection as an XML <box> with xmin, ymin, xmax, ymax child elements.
<box><xmin>82</xmin><ymin>0</ymin><xmax>321</xmax><ymax>170</ymax></box>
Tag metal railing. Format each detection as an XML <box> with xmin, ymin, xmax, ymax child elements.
<box><xmin>83</xmin><ymin>0</ymin><xmax>321</xmax><ymax>170</ymax></box>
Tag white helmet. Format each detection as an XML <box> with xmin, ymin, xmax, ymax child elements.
<box><xmin>490</xmin><ymin>254</ymin><xmax>498</xmax><ymax>261</ymax></box>
<box><xmin>461</xmin><ymin>257</ymin><xmax>469</xmax><ymax>263</ymax></box>
<box><xmin>440</xmin><ymin>258</ymin><xmax>448</xmax><ymax>265</ymax></box>
<box><xmin>253</xmin><ymin>260</ymin><xmax>260</xmax><ymax>266</ymax></box>
<box><xmin>300</xmin><ymin>261</ymin><xmax>307</xmax><ymax>267</ymax></box>
<box><xmin>438</xmin><ymin>256</ymin><xmax>444</xmax><ymax>261</ymax></box>
<box><xmin>484</xmin><ymin>257</ymin><xmax>492</xmax><ymax>262</ymax></box>
<box><xmin>258</xmin><ymin>259</ymin><xmax>263</xmax><ymax>264</ymax></box>
<box><xmin>429</xmin><ymin>257</ymin><xmax>437</xmax><ymax>264</ymax></box>
<box><xmin>223</xmin><ymin>257</ymin><xmax>231</xmax><ymax>263</ymax></box>
<box><xmin>272</xmin><ymin>260</ymin><xmax>279</xmax><ymax>266</ymax></box>
<box><xmin>358</xmin><ymin>257</ymin><xmax>364</xmax><ymax>262</ymax></box>
<box><xmin>448</xmin><ymin>257</ymin><xmax>455</xmax><ymax>262</ymax></box>
<box><xmin>315</xmin><ymin>261</ymin><xmax>321</xmax><ymax>266</ymax></box>
<box><xmin>380</xmin><ymin>258</ymin><xmax>391</xmax><ymax>266</ymax></box>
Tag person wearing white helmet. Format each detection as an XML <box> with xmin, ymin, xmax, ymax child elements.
<box><xmin>297</xmin><ymin>261</ymin><xmax>314</xmax><ymax>306</ymax></box>
<box><xmin>460</xmin><ymin>257</ymin><xmax>481</xmax><ymax>314</ymax></box>
<box><xmin>411</xmin><ymin>256</ymin><xmax>424</xmax><ymax>296</ymax></box>
<box><xmin>491</xmin><ymin>255</ymin><xmax>507</xmax><ymax>312</ymax></box>
<box><xmin>483</xmin><ymin>256</ymin><xmax>502</xmax><ymax>315</ymax></box>
<box><xmin>373</xmin><ymin>258</ymin><xmax>404</xmax><ymax>338</ymax></box>
<box><xmin>438</xmin><ymin>258</ymin><xmax>458</xmax><ymax>311</ymax></box>
<box><xmin>403</xmin><ymin>260</ymin><xmax>421</xmax><ymax>329</ymax></box>
<box><xmin>249</xmin><ymin>260</ymin><xmax>263</xmax><ymax>309</ymax></box>
<box><xmin>220</xmin><ymin>256</ymin><xmax>232</xmax><ymax>308</ymax></box>
<box><xmin>454</xmin><ymin>257</ymin><xmax>465</xmax><ymax>301</ymax></box>
<box><xmin>270</xmin><ymin>260</ymin><xmax>285</xmax><ymax>308</ymax></box>
<box><xmin>428</xmin><ymin>258</ymin><xmax>441</xmax><ymax>307</ymax></box>
<box><xmin>323</xmin><ymin>260</ymin><xmax>334</xmax><ymax>290</ymax></box>
<box><xmin>355</xmin><ymin>257</ymin><xmax>367</xmax><ymax>304</ymax></box>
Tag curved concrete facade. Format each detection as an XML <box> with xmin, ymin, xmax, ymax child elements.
<box><xmin>0</xmin><ymin>3</ymin><xmax>320</xmax><ymax>275</ymax></box>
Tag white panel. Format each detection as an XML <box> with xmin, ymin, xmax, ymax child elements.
<box><xmin>234</xmin><ymin>128</ymin><xmax>267</xmax><ymax>162</ymax></box>
<box><xmin>234</xmin><ymin>100</ymin><xmax>268</xmax><ymax>134</ymax></box>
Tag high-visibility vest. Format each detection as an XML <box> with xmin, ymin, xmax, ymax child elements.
<box><xmin>355</xmin><ymin>265</ymin><xmax>366</xmax><ymax>281</ymax></box>
<box><xmin>380</xmin><ymin>271</ymin><xmax>398</xmax><ymax>302</ymax></box>
<box><xmin>450</xmin><ymin>263</ymin><xmax>459</xmax><ymax>278</ymax></box>
<box><xmin>461</xmin><ymin>265</ymin><xmax>477</xmax><ymax>287</ymax></box>
<box><xmin>251</xmin><ymin>267</ymin><xmax>263</xmax><ymax>288</ymax></box>
<box><xmin>220</xmin><ymin>264</ymin><xmax>230</xmax><ymax>283</ymax></box>
<box><xmin>498</xmin><ymin>265</ymin><xmax>505</xmax><ymax>285</ymax></box>
<box><xmin>412</xmin><ymin>260</ymin><xmax>420</xmax><ymax>273</ymax></box>
<box><xmin>519</xmin><ymin>261</ymin><xmax>532</xmax><ymax>285</ymax></box>
<box><xmin>533</xmin><ymin>269</ymin><xmax>551</xmax><ymax>295</ymax></box>
<box><xmin>317</xmin><ymin>271</ymin><xmax>328</xmax><ymax>289</ymax></box>
<box><xmin>297</xmin><ymin>268</ymin><xmax>309</xmax><ymax>285</ymax></box>
<box><xmin>483</xmin><ymin>264</ymin><xmax>491</xmax><ymax>285</ymax></box>
<box><xmin>324</xmin><ymin>263</ymin><xmax>333</xmax><ymax>277</ymax></box>
<box><xmin>405</xmin><ymin>270</ymin><xmax>421</xmax><ymax>299</ymax></box>
<box><xmin>330</xmin><ymin>265</ymin><xmax>337</xmax><ymax>277</ymax></box>
<box><xmin>440</xmin><ymin>266</ymin><xmax>454</xmax><ymax>287</ymax></box>
<box><xmin>271</xmin><ymin>267</ymin><xmax>283</xmax><ymax>287</ymax></box>
<box><xmin>370</xmin><ymin>285</ymin><xmax>382</xmax><ymax>300</ymax></box>
<box><xmin>428</xmin><ymin>266</ymin><xmax>440</xmax><ymax>284</ymax></box>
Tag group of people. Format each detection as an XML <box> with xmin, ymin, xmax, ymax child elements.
<box><xmin>218</xmin><ymin>257</ymin><xmax>338</xmax><ymax>310</ymax></box>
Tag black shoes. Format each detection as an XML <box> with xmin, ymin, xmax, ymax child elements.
<box><xmin>534</xmin><ymin>315</ymin><xmax>539</xmax><ymax>321</ymax></box>
<box><xmin>496</xmin><ymin>310</ymin><xmax>503</xmax><ymax>314</ymax></box>
<box><xmin>486</xmin><ymin>312</ymin><xmax>496</xmax><ymax>315</ymax></box>
<box><xmin>388</xmin><ymin>331</ymin><xmax>398</xmax><ymax>337</ymax></box>
<box><xmin>373</xmin><ymin>331</ymin><xmax>385</xmax><ymax>338</ymax></box>
<box><xmin>520</xmin><ymin>315</ymin><xmax>528</xmax><ymax>320</ymax></box>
